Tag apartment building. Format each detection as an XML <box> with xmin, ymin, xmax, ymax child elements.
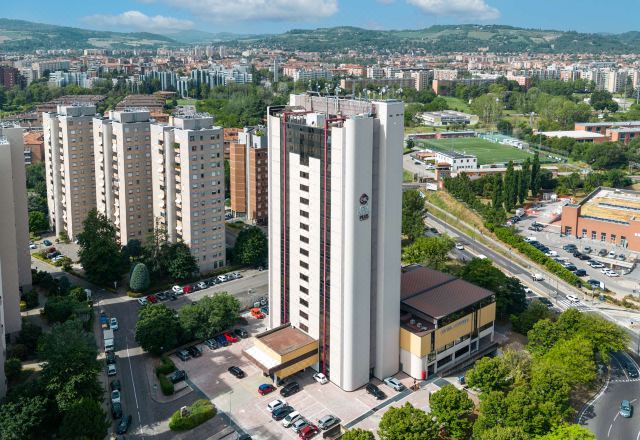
<box><xmin>245</xmin><ymin>94</ymin><xmax>403</xmax><ymax>392</ymax></box>
<box><xmin>229</xmin><ymin>126</ymin><xmax>268</xmax><ymax>224</ymax></box>
<box><xmin>0</xmin><ymin>125</ymin><xmax>33</xmax><ymax>398</ymax></box>
<box><xmin>150</xmin><ymin>114</ymin><xmax>226</xmax><ymax>273</ymax></box>
<box><xmin>43</xmin><ymin>104</ymin><xmax>97</xmax><ymax>239</ymax></box>
<box><xmin>93</xmin><ymin>109</ymin><xmax>154</xmax><ymax>244</ymax></box>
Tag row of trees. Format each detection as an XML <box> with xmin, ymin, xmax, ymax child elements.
<box><xmin>26</xmin><ymin>162</ymin><xmax>49</xmax><ymax>234</ymax></box>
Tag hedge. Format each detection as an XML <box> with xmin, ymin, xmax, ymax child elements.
<box><xmin>157</xmin><ymin>373</ymin><xmax>174</xmax><ymax>396</ymax></box>
<box><xmin>169</xmin><ymin>399</ymin><xmax>216</xmax><ymax>431</ymax></box>
<box><xmin>156</xmin><ymin>355</ymin><xmax>176</xmax><ymax>375</ymax></box>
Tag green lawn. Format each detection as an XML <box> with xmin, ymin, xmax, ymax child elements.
<box><xmin>176</xmin><ymin>99</ymin><xmax>197</xmax><ymax>106</ymax></box>
<box><xmin>442</xmin><ymin>96</ymin><xmax>471</xmax><ymax>113</ymax></box>
<box><xmin>418</xmin><ymin>137</ymin><xmax>536</xmax><ymax>165</ymax></box>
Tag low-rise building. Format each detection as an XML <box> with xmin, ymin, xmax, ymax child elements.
<box><xmin>416</xmin><ymin>110</ymin><xmax>478</xmax><ymax>127</ymax></box>
<box><xmin>23</xmin><ymin>130</ymin><xmax>44</xmax><ymax>165</ymax></box>
<box><xmin>434</xmin><ymin>150</ymin><xmax>477</xmax><ymax>171</ymax></box>
<box><xmin>538</xmin><ymin>130</ymin><xmax>607</xmax><ymax>143</ymax></box>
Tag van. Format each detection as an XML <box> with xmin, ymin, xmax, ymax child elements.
<box><xmin>476</xmin><ymin>254</ymin><xmax>488</xmax><ymax>260</ymax></box>
<box><xmin>282</xmin><ymin>411</ymin><xmax>300</xmax><ymax>428</ymax></box>
<box><xmin>531</xmin><ymin>273</ymin><xmax>544</xmax><ymax>281</ymax></box>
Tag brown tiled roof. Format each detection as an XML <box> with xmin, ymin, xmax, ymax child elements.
<box><xmin>256</xmin><ymin>324</ymin><xmax>317</xmax><ymax>356</ymax></box>
<box><xmin>23</xmin><ymin>131</ymin><xmax>44</xmax><ymax>145</ymax></box>
<box><xmin>401</xmin><ymin>266</ymin><xmax>493</xmax><ymax>319</ymax></box>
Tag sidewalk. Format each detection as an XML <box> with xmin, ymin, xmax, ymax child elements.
<box><xmin>144</xmin><ymin>356</ymin><xmax>194</xmax><ymax>404</ymax></box>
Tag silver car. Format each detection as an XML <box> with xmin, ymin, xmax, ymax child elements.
<box><xmin>318</xmin><ymin>414</ymin><xmax>340</xmax><ymax>430</ymax></box>
<box><xmin>383</xmin><ymin>376</ymin><xmax>406</xmax><ymax>392</ymax></box>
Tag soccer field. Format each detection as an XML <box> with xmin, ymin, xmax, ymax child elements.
<box><xmin>418</xmin><ymin>137</ymin><xmax>536</xmax><ymax>165</ymax></box>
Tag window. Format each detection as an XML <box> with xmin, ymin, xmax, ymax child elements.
<box><xmin>300</xmin><ymin>171</ymin><xmax>309</xmax><ymax>179</ymax></box>
<box><xmin>621</xmin><ymin>236</ymin><xmax>627</xmax><ymax>247</ymax></box>
<box><xmin>601</xmin><ymin>232</ymin><xmax>606</xmax><ymax>242</ymax></box>
<box><xmin>611</xmin><ymin>234</ymin><xmax>617</xmax><ymax>243</ymax></box>
<box><xmin>300</xmin><ymin>235</ymin><xmax>309</xmax><ymax>244</ymax></box>
<box><xmin>300</xmin><ymin>248</ymin><xmax>309</xmax><ymax>256</ymax></box>
<box><xmin>300</xmin><ymin>210</ymin><xmax>309</xmax><ymax>218</ymax></box>
<box><xmin>300</xmin><ymin>184</ymin><xmax>309</xmax><ymax>192</ymax></box>
<box><xmin>591</xmin><ymin>231</ymin><xmax>596</xmax><ymax>240</ymax></box>
<box><xmin>300</xmin><ymin>197</ymin><xmax>309</xmax><ymax>205</ymax></box>
<box><xmin>300</xmin><ymin>311</ymin><xmax>309</xmax><ymax>320</ymax></box>
<box><xmin>300</xmin><ymin>323</ymin><xmax>309</xmax><ymax>333</ymax></box>
<box><xmin>300</xmin><ymin>273</ymin><xmax>309</xmax><ymax>282</ymax></box>
<box><xmin>300</xmin><ymin>298</ymin><xmax>309</xmax><ymax>308</ymax></box>
<box><xmin>300</xmin><ymin>285</ymin><xmax>308</xmax><ymax>294</ymax></box>
<box><xmin>300</xmin><ymin>223</ymin><xmax>309</xmax><ymax>231</ymax></box>
<box><xmin>581</xmin><ymin>229</ymin><xmax>587</xmax><ymax>238</ymax></box>
<box><xmin>300</xmin><ymin>261</ymin><xmax>309</xmax><ymax>269</ymax></box>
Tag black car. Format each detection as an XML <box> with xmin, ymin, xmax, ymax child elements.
<box><xmin>272</xmin><ymin>405</ymin><xmax>294</xmax><ymax>421</ymax></box>
<box><xmin>169</xmin><ymin>370</ymin><xmax>187</xmax><ymax>384</ymax></box>
<box><xmin>228</xmin><ymin>366</ymin><xmax>245</xmax><ymax>378</ymax></box>
<box><xmin>204</xmin><ymin>339</ymin><xmax>219</xmax><ymax>350</ymax></box>
<box><xmin>234</xmin><ymin>328</ymin><xmax>249</xmax><ymax>339</ymax></box>
<box><xmin>187</xmin><ymin>345</ymin><xmax>202</xmax><ymax>358</ymax></box>
<box><xmin>572</xmin><ymin>251</ymin><xmax>582</xmax><ymax>258</ymax></box>
<box><xmin>116</xmin><ymin>415</ymin><xmax>132</xmax><ymax>434</ymax></box>
<box><xmin>598</xmin><ymin>248</ymin><xmax>608</xmax><ymax>256</ymax></box>
<box><xmin>628</xmin><ymin>367</ymin><xmax>640</xmax><ymax>379</ymax></box>
<box><xmin>176</xmin><ymin>350</ymin><xmax>191</xmax><ymax>362</ymax></box>
<box><xmin>429</xmin><ymin>227</ymin><xmax>438</xmax><ymax>234</ymax></box>
<box><xmin>110</xmin><ymin>379</ymin><xmax>121</xmax><ymax>391</ymax></box>
<box><xmin>579</xmin><ymin>254</ymin><xmax>591</xmax><ymax>261</ymax></box>
<box><xmin>565</xmin><ymin>265</ymin><xmax>578</xmax><ymax>272</ymax></box>
<box><xmin>365</xmin><ymin>383</ymin><xmax>386</xmax><ymax>400</ymax></box>
<box><xmin>575</xmin><ymin>269</ymin><xmax>587</xmax><ymax>277</ymax></box>
<box><xmin>168</xmin><ymin>292</ymin><xmax>177</xmax><ymax>301</ymax></box>
<box><xmin>280</xmin><ymin>382</ymin><xmax>300</xmax><ymax>397</ymax></box>
<box><xmin>538</xmin><ymin>298</ymin><xmax>553</xmax><ymax>307</ymax></box>
<box><xmin>111</xmin><ymin>402</ymin><xmax>122</xmax><ymax>419</ymax></box>
<box><xmin>156</xmin><ymin>291</ymin><xmax>167</xmax><ymax>301</ymax></box>
<box><xmin>563</xmin><ymin>244</ymin><xmax>577</xmax><ymax>251</ymax></box>
<box><xmin>106</xmin><ymin>351</ymin><xmax>116</xmax><ymax>365</ymax></box>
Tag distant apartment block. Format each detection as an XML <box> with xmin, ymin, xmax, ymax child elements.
<box><xmin>340</xmin><ymin>77</ymin><xmax>416</xmax><ymax>92</ymax></box>
<box><xmin>93</xmin><ymin>109</ymin><xmax>154</xmax><ymax>244</ymax></box>
<box><xmin>43</xmin><ymin>104</ymin><xmax>97</xmax><ymax>239</ymax></box>
<box><xmin>151</xmin><ymin>114</ymin><xmax>226</xmax><ymax>273</ymax></box>
<box><xmin>433</xmin><ymin>69</ymin><xmax>458</xmax><ymax>81</ymax></box>
<box><xmin>417</xmin><ymin>110</ymin><xmax>478</xmax><ymax>127</ymax></box>
<box><xmin>230</xmin><ymin>126</ymin><xmax>268</xmax><ymax>224</ymax></box>
<box><xmin>0</xmin><ymin>66</ymin><xmax>21</xmax><ymax>89</ymax></box>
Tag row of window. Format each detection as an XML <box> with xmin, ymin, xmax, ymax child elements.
<box><xmin>567</xmin><ymin>226</ymin><xmax>629</xmax><ymax>246</ymax></box>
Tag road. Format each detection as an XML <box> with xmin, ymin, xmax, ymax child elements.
<box><xmin>580</xmin><ymin>352</ymin><xmax>640</xmax><ymax>440</ymax></box>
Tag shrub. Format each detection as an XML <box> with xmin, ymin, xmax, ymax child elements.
<box><xmin>156</xmin><ymin>355</ymin><xmax>176</xmax><ymax>375</ymax></box>
<box><xmin>20</xmin><ymin>301</ymin><xmax>26</xmax><ymax>312</ymax></box>
<box><xmin>129</xmin><ymin>263</ymin><xmax>150</xmax><ymax>292</ymax></box>
<box><xmin>4</xmin><ymin>357</ymin><xmax>22</xmax><ymax>382</ymax></box>
<box><xmin>17</xmin><ymin>321</ymin><xmax>42</xmax><ymax>351</ymax></box>
<box><xmin>169</xmin><ymin>399</ymin><xmax>216</xmax><ymax>431</ymax></box>
<box><xmin>157</xmin><ymin>373</ymin><xmax>175</xmax><ymax>396</ymax></box>
<box><xmin>8</xmin><ymin>344</ymin><xmax>27</xmax><ymax>360</ymax></box>
<box><xmin>21</xmin><ymin>290</ymin><xmax>39</xmax><ymax>309</ymax></box>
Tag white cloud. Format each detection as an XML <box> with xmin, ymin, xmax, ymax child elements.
<box><xmin>83</xmin><ymin>10</ymin><xmax>194</xmax><ymax>33</ymax></box>
<box><xmin>407</xmin><ymin>0</ymin><xmax>500</xmax><ymax>20</ymax></box>
<box><xmin>165</xmin><ymin>0</ymin><xmax>338</xmax><ymax>22</ymax></box>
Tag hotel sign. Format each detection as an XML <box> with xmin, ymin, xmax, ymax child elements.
<box><xmin>358</xmin><ymin>193</ymin><xmax>370</xmax><ymax>221</ymax></box>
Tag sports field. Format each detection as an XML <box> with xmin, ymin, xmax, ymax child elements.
<box><xmin>418</xmin><ymin>137</ymin><xmax>536</xmax><ymax>165</ymax></box>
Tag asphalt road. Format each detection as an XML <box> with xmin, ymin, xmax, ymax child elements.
<box><xmin>581</xmin><ymin>352</ymin><xmax>640</xmax><ymax>440</ymax></box>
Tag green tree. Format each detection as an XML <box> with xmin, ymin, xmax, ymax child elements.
<box><xmin>510</xmin><ymin>300</ymin><xmax>553</xmax><ymax>335</ymax></box>
<box><xmin>38</xmin><ymin>320</ymin><xmax>102</xmax><ymax>412</ymax></box>
<box><xmin>4</xmin><ymin>357</ymin><xmax>22</xmax><ymax>382</ymax></box>
<box><xmin>527</xmin><ymin>319</ymin><xmax>560</xmax><ymax>357</ymax></box>
<box><xmin>378</xmin><ymin>403</ymin><xmax>439</xmax><ymax>440</ymax></box>
<box><xmin>402</xmin><ymin>189</ymin><xmax>426</xmax><ymax>242</ymax></box>
<box><xmin>471</xmin><ymin>94</ymin><xmax>503</xmax><ymax>124</ymax></box>
<box><xmin>123</xmin><ymin>238</ymin><xmax>143</xmax><ymax>258</ymax></box>
<box><xmin>135</xmin><ymin>304</ymin><xmax>181</xmax><ymax>355</ymax></box>
<box><xmin>43</xmin><ymin>296</ymin><xmax>83</xmax><ymax>324</ymax></box>
<box><xmin>530</xmin><ymin>153</ymin><xmax>541</xmax><ymax>196</ymax></box>
<box><xmin>17</xmin><ymin>320</ymin><xmax>42</xmax><ymax>352</ymax></box>
<box><xmin>466</xmin><ymin>356</ymin><xmax>511</xmax><ymax>392</ymax></box>
<box><xmin>57</xmin><ymin>398</ymin><xmax>110</xmax><ymax>440</ymax></box>
<box><xmin>232</xmin><ymin>226</ymin><xmax>268</xmax><ymax>266</ymax></box>
<box><xmin>429</xmin><ymin>384</ymin><xmax>474</xmax><ymax>439</ymax></box>
<box><xmin>341</xmin><ymin>429</ymin><xmax>375</xmax><ymax>440</ymax></box>
<box><xmin>520</xmin><ymin>158</ymin><xmax>531</xmax><ymax>202</ymax></box>
<box><xmin>168</xmin><ymin>242</ymin><xmax>198</xmax><ymax>281</ymax></box>
<box><xmin>28</xmin><ymin>211</ymin><xmax>48</xmax><ymax>233</ymax></box>
<box><xmin>497</xmin><ymin>120</ymin><xmax>513</xmax><ymax>135</ymax></box>
<box><xmin>590</xmin><ymin>90</ymin><xmax>618</xmax><ymax>112</ymax></box>
<box><xmin>538</xmin><ymin>337</ymin><xmax>596</xmax><ymax>386</ymax></box>
<box><xmin>504</xmin><ymin>161</ymin><xmax>517</xmax><ymax>211</ymax></box>
<box><xmin>129</xmin><ymin>262</ymin><xmax>151</xmax><ymax>292</ymax></box>
<box><xmin>402</xmin><ymin>235</ymin><xmax>454</xmax><ymax>270</ymax></box>
<box><xmin>491</xmin><ymin>174</ymin><xmax>503</xmax><ymax>209</ymax></box>
<box><xmin>78</xmin><ymin>209</ymin><xmax>127</xmax><ymax>285</ymax></box>
<box><xmin>536</xmin><ymin>424</ymin><xmax>596</xmax><ymax>440</ymax></box>
<box><xmin>476</xmin><ymin>426</ymin><xmax>530</xmax><ymax>440</ymax></box>
<box><xmin>473</xmin><ymin>391</ymin><xmax>508</xmax><ymax>437</ymax></box>
<box><xmin>0</xmin><ymin>396</ymin><xmax>48</xmax><ymax>440</ymax></box>
<box><xmin>180</xmin><ymin>293</ymin><xmax>240</xmax><ymax>340</ymax></box>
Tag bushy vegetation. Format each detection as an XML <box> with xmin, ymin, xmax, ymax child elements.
<box><xmin>169</xmin><ymin>399</ymin><xmax>216</xmax><ymax>431</ymax></box>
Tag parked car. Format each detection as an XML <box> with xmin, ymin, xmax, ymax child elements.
<box><xmin>280</xmin><ymin>382</ymin><xmax>301</xmax><ymax>397</ymax></box>
<box><xmin>455</xmin><ymin>243</ymin><xmax>464</xmax><ymax>250</ymax></box>
<box><xmin>313</xmin><ymin>372</ymin><xmax>328</xmax><ymax>384</ymax></box>
<box><xmin>116</xmin><ymin>415</ymin><xmax>132</xmax><ymax>434</ymax></box>
<box><xmin>251</xmin><ymin>307</ymin><xmax>266</xmax><ymax>319</ymax></box>
<box><xmin>183</xmin><ymin>285</ymin><xmax>193</xmax><ymax>294</ymax></box>
<box><xmin>292</xmin><ymin>418</ymin><xmax>310</xmax><ymax>433</ymax></box>
<box><xmin>169</xmin><ymin>370</ymin><xmax>187</xmax><ymax>384</ymax></box>
<box><xmin>562</xmin><ymin>244</ymin><xmax>577</xmax><ymax>251</ymax></box>
<box><xmin>299</xmin><ymin>424</ymin><xmax>319</xmax><ymax>439</ymax></box>
<box><xmin>29</xmin><ymin>243</ymin><xmax>37</xmax><ymax>250</ymax></box>
<box><xmin>572</xmin><ymin>251</ymin><xmax>582</xmax><ymax>258</ymax></box>
<box><xmin>283</xmin><ymin>411</ymin><xmax>301</xmax><ymax>428</ymax></box>
<box><xmin>111</xmin><ymin>390</ymin><xmax>121</xmax><ymax>404</ymax></box>
<box><xmin>598</xmin><ymin>248</ymin><xmax>608</xmax><ymax>256</ymax></box>
<box><xmin>608</xmin><ymin>250</ymin><xmax>616</xmax><ymax>258</ymax></box>
<box><xmin>579</xmin><ymin>254</ymin><xmax>591</xmax><ymax>261</ymax></box>
<box><xmin>172</xmin><ymin>285</ymin><xmax>183</xmax><ymax>293</ymax></box>
<box><xmin>107</xmin><ymin>364</ymin><xmax>117</xmax><ymax>376</ymax></box>
<box><xmin>137</xmin><ymin>297</ymin><xmax>148</xmax><ymax>306</ymax></box>
<box><xmin>215</xmin><ymin>334</ymin><xmax>229</xmax><ymax>347</ymax></box>
<box><xmin>383</xmin><ymin>376</ymin><xmax>406</xmax><ymax>392</ymax></box>
<box><xmin>156</xmin><ymin>291</ymin><xmax>168</xmax><ymax>301</ymax></box>
<box><xmin>228</xmin><ymin>366</ymin><xmax>246</xmax><ymax>378</ymax></box>
<box><xmin>575</xmin><ymin>269</ymin><xmax>587</xmax><ymax>277</ymax></box>
<box><xmin>234</xmin><ymin>328</ymin><xmax>249</xmax><ymax>338</ymax></box>
<box><xmin>628</xmin><ymin>367</ymin><xmax>639</xmax><ymax>379</ymax></box>
<box><xmin>146</xmin><ymin>294</ymin><xmax>157</xmax><ymax>303</ymax></box>
<box><xmin>545</xmin><ymin>250</ymin><xmax>558</xmax><ymax>257</ymax></box>
<box><xmin>224</xmin><ymin>332</ymin><xmax>239</xmax><ymax>343</ymax></box>
<box><xmin>584</xmin><ymin>246</ymin><xmax>592</xmax><ymax>253</ymax></box>
<box><xmin>217</xmin><ymin>274</ymin><xmax>228</xmax><ymax>282</ymax></box>
<box><xmin>204</xmin><ymin>339</ymin><xmax>219</xmax><ymax>350</ymax></box>
<box><xmin>110</xmin><ymin>317</ymin><xmax>119</xmax><ymax>330</ymax></box>
<box><xmin>617</xmin><ymin>254</ymin><xmax>626</xmax><ymax>261</ymax></box>
<box><xmin>365</xmin><ymin>383</ymin><xmax>386</xmax><ymax>400</ymax></box>
<box><xmin>258</xmin><ymin>384</ymin><xmax>277</xmax><ymax>395</ymax></box>
<box><xmin>565</xmin><ymin>264</ymin><xmax>578</xmax><ymax>272</ymax></box>
<box><xmin>111</xmin><ymin>402</ymin><xmax>122</xmax><ymax>419</ymax></box>
<box><xmin>566</xmin><ymin>294</ymin><xmax>580</xmax><ymax>303</ymax></box>
<box><xmin>106</xmin><ymin>351</ymin><xmax>116</xmax><ymax>365</ymax></box>
<box><xmin>267</xmin><ymin>399</ymin><xmax>287</xmax><ymax>413</ymax></box>
<box><xmin>272</xmin><ymin>405</ymin><xmax>294</xmax><ymax>421</ymax></box>
<box><xmin>620</xmin><ymin>400</ymin><xmax>633</xmax><ymax>418</ymax></box>
<box><xmin>230</xmin><ymin>271</ymin><xmax>242</xmax><ymax>279</ymax></box>
<box><xmin>43</xmin><ymin>239</ymin><xmax>52</xmax><ymax>246</ymax></box>
<box><xmin>110</xmin><ymin>379</ymin><xmax>121</xmax><ymax>391</ymax></box>
<box><xmin>318</xmin><ymin>415</ymin><xmax>340</xmax><ymax>430</ymax></box>
<box><xmin>187</xmin><ymin>345</ymin><xmax>202</xmax><ymax>358</ymax></box>
<box><xmin>168</xmin><ymin>292</ymin><xmax>177</xmax><ymax>301</ymax></box>
<box><xmin>176</xmin><ymin>350</ymin><xmax>191</xmax><ymax>362</ymax></box>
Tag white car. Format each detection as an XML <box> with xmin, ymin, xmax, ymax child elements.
<box><xmin>383</xmin><ymin>376</ymin><xmax>406</xmax><ymax>392</ymax></box>
<box><xmin>217</xmin><ymin>274</ymin><xmax>228</xmax><ymax>282</ymax></box>
<box><xmin>110</xmin><ymin>317</ymin><xmax>119</xmax><ymax>330</ymax></box>
<box><xmin>282</xmin><ymin>411</ymin><xmax>301</xmax><ymax>428</ymax></box>
<box><xmin>197</xmin><ymin>281</ymin><xmax>208</xmax><ymax>290</ymax></box>
<box><xmin>111</xmin><ymin>390</ymin><xmax>121</xmax><ymax>404</ymax></box>
<box><xmin>608</xmin><ymin>251</ymin><xmax>616</xmax><ymax>258</ymax></box>
<box><xmin>455</xmin><ymin>243</ymin><xmax>464</xmax><ymax>250</ymax></box>
<box><xmin>601</xmin><ymin>268</ymin><xmax>610</xmax><ymax>274</ymax></box>
<box><xmin>107</xmin><ymin>364</ymin><xmax>117</xmax><ymax>376</ymax></box>
<box><xmin>29</xmin><ymin>244</ymin><xmax>37</xmax><ymax>250</ymax></box>
<box><xmin>313</xmin><ymin>372</ymin><xmax>328</xmax><ymax>384</ymax></box>
<box><xmin>566</xmin><ymin>294</ymin><xmax>580</xmax><ymax>303</ymax></box>
<box><xmin>267</xmin><ymin>399</ymin><xmax>286</xmax><ymax>413</ymax></box>
<box><xmin>607</xmin><ymin>271</ymin><xmax>620</xmax><ymax>277</ymax></box>
<box><xmin>231</xmin><ymin>272</ymin><xmax>243</xmax><ymax>279</ymax></box>
<box><xmin>545</xmin><ymin>251</ymin><xmax>558</xmax><ymax>257</ymax></box>
<box><xmin>172</xmin><ymin>285</ymin><xmax>183</xmax><ymax>293</ymax></box>
<box><xmin>137</xmin><ymin>297</ymin><xmax>148</xmax><ymax>306</ymax></box>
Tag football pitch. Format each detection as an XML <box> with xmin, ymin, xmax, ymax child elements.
<box><xmin>418</xmin><ymin>137</ymin><xmax>537</xmax><ymax>165</ymax></box>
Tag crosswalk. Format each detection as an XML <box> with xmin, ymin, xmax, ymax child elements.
<box><xmin>555</xmin><ymin>298</ymin><xmax>593</xmax><ymax>311</ymax></box>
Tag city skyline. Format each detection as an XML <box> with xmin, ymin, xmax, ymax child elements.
<box><xmin>4</xmin><ymin>0</ymin><xmax>640</xmax><ymax>36</ymax></box>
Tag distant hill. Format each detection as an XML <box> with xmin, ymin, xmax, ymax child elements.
<box><xmin>228</xmin><ymin>24</ymin><xmax>640</xmax><ymax>54</ymax></box>
<box><xmin>169</xmin><ymin>30</ymin><xmax>253</xmax><ymax>44</ymax></box>
<box><xmin>0</xmin><ymin>18</ymin><xmax>176</xmax><ymax>51</ymax></box>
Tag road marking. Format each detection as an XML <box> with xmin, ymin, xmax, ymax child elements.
<box><xmin>636</xmin><ymin>429</ymin><xmax>640</xmax><ymax>440</ymax></box>
<box><xmin>608</xmin><ymin>423</ymin><xmax>613</xmax><ymax>437</ymax></box>
<box><xmin>125</xmin><ymin>338</ymin><xmax>142</xmax><ymax>432</ymax></box>
<box><xmin>577</xmin><ymin>377</ymin><xmax>610</xmax><ymax>423</ymax></box>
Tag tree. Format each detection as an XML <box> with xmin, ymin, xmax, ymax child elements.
<box><xmin>168</xmin><ymin>242</ymin><xmax>198</xmax><ymax>281</ymax></box>
<box><xmin>17</xmin><ymin>320</ymin><xmax>42</xmax><ymax>352</ymax></box>
<box><xmin>466</xmin><ymin>356</ymin><xmax>511</xmax><ymax>392</ymax></box>
<box><xmin>473</xmin><ymin>391</ymin><xmax>508</xmax><ymax>437</ymax></box>
<box><xmin>232</xmin><ymin>226</ymin><xmax>268</xmax><ymax>267</ymax></box>
<box><xmin>536</xmin><ymin>424</ymin><xmax>596</xmax><ymax>440</ymax></box>
<box><xmin>38</xmin><ymin>320</ymin><xmax>102</xmax><ymax>411</ymax></box>
<box><xmin>491</xmin><ymin>174</ymin><xmax>503</xmax><ymax>209</ymax></box>
<box><xmin>43</xmin><ymin>296</ymin><xmax>83</xmax><ymax>324</ymax></box>
<box><xmin>520</xmin><ymin>158</ymin><xmax>531</xmax><ymax>202</ymax></box>
<box><xmin>123</xmin><ymin>239</ymin><xmax>143</xmax><ymax>258</ymax></box>
<box><xmin>4</xmin><ymin>357</ymin><xmax>22</xmax><ymax>382</ymax></box>
<box><xmin>530</xmin><ymin>153</ymin><xmax>541</xmax><ymax>196</ymax></box>
<box><xmin>78</xmin><ymin>210</ymin><xmax>127</xmax><ymax>285</ymax></box>
<box><xmin>57</xmin><ymin>398</ymin><xmax>110</xmax><ymax>440</ymax></box>
<box><xmin>497</xmin><ymin>120</ymin><xmax>513</xmax><ymax>135</ymax></box>
<box><xmin>510</xmin><ymin>300</ymin><xmax>553</xmax><ymax>335</ymax></box>
<box><xmin>590</xmin><ymin>90</ymin><xmax>618</xmax><ymax>112</ymax></box>
<box><xmin>341</xmin><ymin>429</ymin><xmax>375</xmax><ymax>440</ymax></box>
<box><xmin>378</xmin><ymin>403</ymin><xmax>439</xmax><ymax>440</ymax></box>
<box><xmin>0</xmin><ymin>396</ymin><xmax>48</xmax><ymax>440</ymax></box>
<box><xmin>527</xmin><ymin>319</ymin><xmax>560</xmax><ymax>357</ymax></box>
<box><xmin>429</xmin><ymin>384</ymin><xmax>474</xmax><ymax>439</ymax></box>
<box><xmin>402</xmin><ymin>190</ymin><xmax>426</xmax><ymax>242</ymax></box>
<box><xmin>28</xmin><ymin>211</ymin><xmax>48</xmax><ymax>233</ymax></box>
<box><xmin>180</xmin><ymin>293</ymin><xmax>240</xmax><ymax>341</ymax></box>
<box><xmin>504</xmin><ymin>161</ymin><xmax>517</xmax><ymax>211</ymax></box>
<box><xmin>135</xmin><ymin>304</ymin><xmax>181</xmax><ymax>355</ymax></box>
<box><xmin>476</xmin><ymin>426</ymin><xmax>530</xmax><ymax>440</ymax></box>
<box><xmin>402</xmin><ymin>235</ymin><xmax>454</xmax><ymax>270</ymax></box>
<box><xmin>538</xmin><ymin>337</ymin><xmax>596</xmax><ymax>386</ymax></box>
<box><xmin>471</xmin><ymin>94</ymin><xmax>503</xmax><ymax>124</ymax></box>
<box><xmin>129</xmin><ymin>262</ymin><xmax>151</xmax><ymax>292</ymax></box>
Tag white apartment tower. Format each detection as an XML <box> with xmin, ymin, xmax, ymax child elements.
<box><xmin>43</xmin><ymin>104</ymin><xmax>97</xmax><ymax>239</ymax></box>
<box><xmin>150</xmin><ymin>114</ymin><xmax>226</xmax><ymax>273</ymax></box>
<box><xmin>0</xmin><ymin>125</ymin><xmax>33</xmax><ymax>397</ymax></box>
<box><xmin>93</xmin><ymin>109</ymin><xmax>154</xmax><ymax>243</ymax></box>
<box><xmin>267</xmin><ymin>94</ymin><xmax>404</xmax><ymax>391</ymax></box>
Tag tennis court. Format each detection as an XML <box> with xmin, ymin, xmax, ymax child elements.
<box><xmin>417</xmin><ymin>137</ymin><xmax>536</xmax><ymax>165</ymax></box>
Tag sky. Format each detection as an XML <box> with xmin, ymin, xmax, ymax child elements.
<box><xmin>4</xmin><ymin>0</ymin><xmax>640</xmax><ymax>36</ymax></box>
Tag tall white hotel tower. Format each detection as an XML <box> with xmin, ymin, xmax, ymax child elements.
<box><xmin>267</xmin><ymin>94</ymin><xmax>404</xmax><ymax>391</ymax></box>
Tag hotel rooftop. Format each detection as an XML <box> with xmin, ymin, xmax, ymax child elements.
<box><xmin>576</xmin><ymin>187</ymin><xmax>640</xmax><ymax>224</ymax></box>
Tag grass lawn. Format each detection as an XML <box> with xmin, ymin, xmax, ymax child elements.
<box><xmin>176</xmin><ymin>99</ymin><xmax>197</xmax><ymax>106</ymax></box>
<box><xmin>442</xmin><ymin>96</ymin><xmax>471</xmax><ymax>113</ymax></box>
<box><xmin>403</xmin><ymin>170</ymin><xmax>414</xmax><ymax>182</ymax></box>
<box><xmin>417</xmin><ymin>137</ymin><xmax>537</xmax><ymax>165</ymax></box>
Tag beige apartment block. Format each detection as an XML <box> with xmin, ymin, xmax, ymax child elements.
<box><xmin>43</xmin><ymin>104</ymin><xmax>97</xmax><ymax>240</ymax></box>
<box><xmin>151</xmin><ymin>114</ymin><xmax>226</xmax><ymax>273</ymax></box>
<box><xmin>230</xmin><ymin>126</ymin><xmax>268</xmax><ymax>224</ymax></box>
<box><xmin>94</xmin><ymin>109</ymin><xmax>154</xmax><ymax>243</ymax></box>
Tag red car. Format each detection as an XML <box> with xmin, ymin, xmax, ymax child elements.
<box><xmin>299</xmin><ymin>424</ymin><xmax>319</xmax><ymax>439</ymax></box>
<box><xmin>224</xmin><ymin>332</ymin><xmax>238</xmax><ymax>343</ymax></box>
<box><xmin>146</xmin><ymin>294</ymin><xmax>157</xmax><ymax>303</ymax></box>
<box><xmin>258</xmin><ymin>384</ymin><xmax>276</xmax><ymax>395</ymax></box>
<box><xmin>183</xmin><ymin>285</ymin><xmax>193</xmax><ymax>294</ymax></box>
